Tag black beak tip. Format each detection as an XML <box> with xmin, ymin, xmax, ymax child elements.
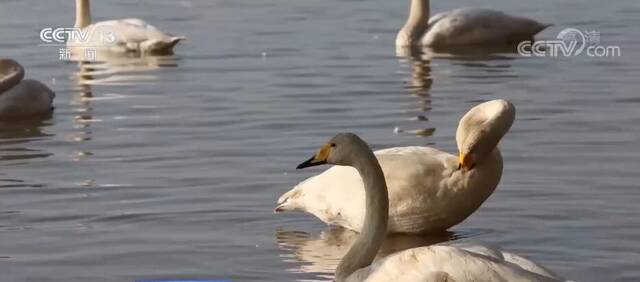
<box><xmin>296</xmin><ymin>156</ymin><xmax>314</xmax><ymax>170</ymax></box>
<box><xmin>296</xmin><ymin>156</ymin><xmax>326</xmax><ymax>170</ymax></box>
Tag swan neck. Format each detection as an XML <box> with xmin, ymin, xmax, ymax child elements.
<box><xmin>335</xmin><ymin>147</ymin><xmax>389</xmax><ymax>281</ymax></box>
<box><xmin>397</xmin><ymin>0</ymin><xmax>430</xmax><ymax>45</ymax></box>
<box><xmin>75</xmin><ymin>0</ymin><xmax>91</xmax><ymax>28</ymax></box>
<box><xmin>456</xmin><ymin>101</ymin><xmax>515</xmax><ymax>162</ymax></box>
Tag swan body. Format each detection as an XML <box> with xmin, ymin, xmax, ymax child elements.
<box><xmin>396</xmin><ymin>0</ymin><xmax>550</xmax><ymax>47</ymax></box>
<box><xmin>292</xmin><ymin>132</ymin><xmax>568</xmax><ymax>282</ymax></box>
<box><xmin>348</xmin><ymin>242</ymin><xmax>564</xmax><ymax>282</ymax></box>
<box><xmin>276</xmin><ymin>100</ymin><xmax>514</xmax><ymax>234</ymax></box>
<box><xmin>68</xmin><ymin>0</ymin><xmax>184</xmax><ymax>55</ymax></box>
<box><xmin>0</xmin><ymin>59</ymin><xmax>55</xmax><ymax>118</ymax></box>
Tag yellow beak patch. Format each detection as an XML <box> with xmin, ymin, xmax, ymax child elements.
<box><xmin>458</xmin><ymin>153</ymin><xmax>475</xmax><ymax>170</ymax></box>
<box><xmin>313</xmin><ymin>143</ymin><xmax>332</xmax><ymax>163</ymax></box>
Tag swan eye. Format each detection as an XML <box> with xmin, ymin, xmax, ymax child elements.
<box><xmin>330</xmin><ymin>143</ymin><xmax>336</xmax><ymax>147</ymax></box>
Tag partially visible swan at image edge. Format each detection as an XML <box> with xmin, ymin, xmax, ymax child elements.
<box><xmin>396</xmin><ymin>0</ymin><xmax>550</xmax><ymax>47</ymax></box>
<box><xmin>67</xmin><ymin>0</ymin><xmax>185</xmax><ymax>55</ymax></box>
<box><xmin>0</xmin><ymin>58</ymin><xmax>55</xmax><ymax>118</ymax></box>
<box><xmin>276</xmin><ymin>99</ymin><xmax>514</xmax><ymax>234</ymax></box>
<box><xmin>291</xmin><ymin>133</ymin><xmax>569</xmax><ymax>281</ymax></box>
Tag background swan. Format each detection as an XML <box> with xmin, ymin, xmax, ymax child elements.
<box><xmin>294</xmin><ymin>132</ymin><xmax>567</xmax><ymax>282</ymax></box>
<box><xmin>396</xmin><ymin>0</ymin><xmax>550</xmax><ymax>47</ymax></box>
<box><xmin>0</xmin><ymin>59</ymin><xmax>55</xmax><ymax>118</ymax></box>
<box><xmin>276</xmin><ymin>99</ymin><xmax>514</xmax><ymax>234</ymax></box>
<box><xmin>68</xmin><ymin>0</ymin><xmax>184</xmax><ymax>55</ymax></box>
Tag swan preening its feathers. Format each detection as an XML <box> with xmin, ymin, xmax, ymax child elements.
<box><xmin>396</xmin><ymin>0</ymin><xmax>550</xmax><ymax>47</ymax></box>
<box><xmin>68</xmin><ymin>0</ymin><xmax>184</xmax><ymax>55</ymax></box>
<box><xmin>294</xmin><ymin>132</ymin><xmax>567</xmax><ymax>282</ymax></box>
<box><xmin>0</xmin><ymin>59</ymin><xmax>55</xmax><ymax>118</ymax></box>
<box><xmin>276</xmin><ymin>99</ymin><xmax>514</xmax><ymax>234</ymax></box>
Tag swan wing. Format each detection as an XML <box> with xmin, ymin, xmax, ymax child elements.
<box><xmin>357</xmin><ymin>245</ymin><xmax>565</xmax><ymax>282</ymax></box>
<box><xmin>423</xmin><ymin>8</ymin><xmax>549</xmax><ymax>46</ymax></box>
<box><xmin>277</xmin><ymin>146</ymin><xmax>458</xmax><ymax>233</ymax></box>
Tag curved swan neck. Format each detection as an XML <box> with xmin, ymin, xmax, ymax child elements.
<box><xmin>335</xmin><ymin>144</ymin><xmax>389</xmax><ymax>281</ymax></box>
<box><xmin>456</xmin><ymin>100</ymin><xmax>515</xmax><ymax>163</ymax></box>
<box><xmin>396</xmin><ymin>0</ymin><xmax>430</xmax><ymax>46</ymax></box>
<box><xmin>74</xmin><ymin>0</ymin><xmax>91</xmax><ymax>28</ymax></box>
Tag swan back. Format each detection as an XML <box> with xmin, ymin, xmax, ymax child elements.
<box><xmin>352</xmin><ymin>243</ymin><xmax>566</xmax><ymax>282</ymax></box>
<box><xmin>456</xmin><ymin>99</ymin><xmax>515</xmax><ymax>163</ymax></box>
<box><xmin>0</xmin><ymin>80</ymin><xmax>55</xmax><ymax>118</ymax></box>
<box><xmin>0</xmin><ymin>58</ymin><xmax>25</xmax><ymax>94</ymax></box>
<box><xmin>422</xmin><ymin>8</ymin><xmax>550</xmax><ymax>47</ymax></box>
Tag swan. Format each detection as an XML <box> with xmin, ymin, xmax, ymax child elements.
<box><xmin>68</xmin><ymin>0</ymin><xmax>184</xmax><ymax>55</ymax></box>
<box><xmin>0</xmin><ymin>59</ymin><xmax>55</xmax><ymax>118</ymax></box>
<box><xmin>294</xmin><ymin>132</ymin><xmax>568</xmax><ymax>282</ymax></box>
<box><xmin>276</xmin><ymin>99</ymin><xmax>514</xmax><ymax>234</ymax></box>
<box><xmin>396</xmin><ymin>0</ymin><xmax>550</xmax><ymax>47</ymax></box>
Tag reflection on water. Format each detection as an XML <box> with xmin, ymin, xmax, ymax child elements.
<box><xmin>395</xmin><ymin>47</ymin><xmax>435</xmax><ymax>138</ymax></box>
<box><xmin>71</xmin><ymin>54</ymin><xmax>180</xmax><ymax>86</ymax></box>
<box><xmin>0</xmin><ymin>119</ymin><xmax>53</xmax><ymax>188</ymax></box>
<box><xmin>276</xmin><ymin>227</ymin><xmax>459</xmax><ymax>279</ymax></box>
<box><xmin>0</xmin><ymin>119</ymin><xmax>53</xmax><ymax>163</ymax></box>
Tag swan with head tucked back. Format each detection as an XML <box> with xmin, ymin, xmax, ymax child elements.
<box><xmin>396</xmin><ymin>0</ymin><xmax>550</xmax><ymax>47</ymax></box>
<box><xmin>67</xmin><ymin>0</ymin><xmax>184</xmax><ymax>55</ymax></box>
<box><xmin>294</xmin><ymin>132</ymin><xmax>568</xmax><ymax>282</ymax></box>
<box><xmin>276</xmin><ymin>99</ymin><xmax>514</xmax><ymax>234</ymax></box>
<box><xmin>0</xmin><ymin>59</ymin><xmax>55</xmax><ymax>118</ymax></box>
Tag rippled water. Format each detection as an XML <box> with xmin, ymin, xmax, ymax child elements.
<box><xmin>0</xmin><ymin>0</ymin><xmax>639</xmax><ymax>281</ymax></box>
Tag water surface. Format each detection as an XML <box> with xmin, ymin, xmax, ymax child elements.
<box><xmin>0</xmin><ymin>0</ymin><xmax>639</xmax><ymax>281</ymax></box>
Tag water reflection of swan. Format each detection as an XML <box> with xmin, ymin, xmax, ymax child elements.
<box><xmin>0</xmin><ymin>59</ymin><xmax>55</xmax><ymax>119</ymax></box>
<box><xmin>397</xmin><ymin>43</ymin><xmax>524</xmax><ymax>62</ymax></box>
<box><xmin>277</xmin><ymin>227</ymin><xmax>455</xmax><ymax>276</ymax></box>
<box><xmin>68</xmin><ymin>0</ymin><xmax>184</xmax><ymax>56</ymax></box>
<box><xmin>289</xmin><ymin>133</ymin><xmax>567</xmax><ymax>282</ymax></box>
<box><xmin>72</xmin><ymin>55</ymin><xmax>179</xmax><ymax>86</ymax></box>
<box><xmin>276</xmin><ymin>100</ymin><xmax>514</xmax><ymax>235</ymax></box>
<box><xmin>394</xmin><ymin>47</ymin><xmax>434</xmax><ymax>137</ymax></box>
<box><xmin>0</xmin><ymin>119</ymin><xmax>53</xmax><ymax>189</ymax></box>
<box><xmin>396</xmin><ymin>0</ymin><xmax>549</xmax><ymax>48</ymax></box>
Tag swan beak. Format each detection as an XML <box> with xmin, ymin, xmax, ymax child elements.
<box><xmin>297</xmin><ymin>143</ymin><xmax>331</xmax><ymax>169</ymax></box>
<box><xmin>458</xmin><ymin>153</ymin><xmax>475</xmax><ymax>170</ymax></box>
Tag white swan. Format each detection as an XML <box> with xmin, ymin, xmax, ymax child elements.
<box><xmin>396</xmin><ymin>0</ymin><xmax>550</xmax><ymax>47</ymax></box>
<box><xmin>276</xmin><ymin>99</ymin><xmax>514</xmax><ymax>234</ymax></box>
<box><xmin>294</xmin><ymin>132</ymin><xmax>568</xmax><ymax>282</ymax></box>
<box><xmin>68</xmin><ymin>0</ymin><xmax>184</xmax><ymax>55</ymax></box>
<box><xmin>0</xmin><ymin>59</ymin><xmax>55</xmax><ymax>118</ymax></box>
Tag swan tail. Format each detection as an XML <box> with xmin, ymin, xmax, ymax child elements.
<box><xmin>141</xmin><ymin>36</ymin><xmax>185</xmax><ymax>55</ymax></box>
<box><xmin>275</xmin><ymin>187</ymin><xmax>303</xmax><ymax>213</ymax></box>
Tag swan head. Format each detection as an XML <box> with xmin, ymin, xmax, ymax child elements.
<box><xmin>297</xmin><ymin>133</ymin><xmax>366</xmax><ymax>169</ymax></box>
<box><xmin>456</xmin><ymin>99</ymin><xmax>515</xmax><ymax>170</ymax></box>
